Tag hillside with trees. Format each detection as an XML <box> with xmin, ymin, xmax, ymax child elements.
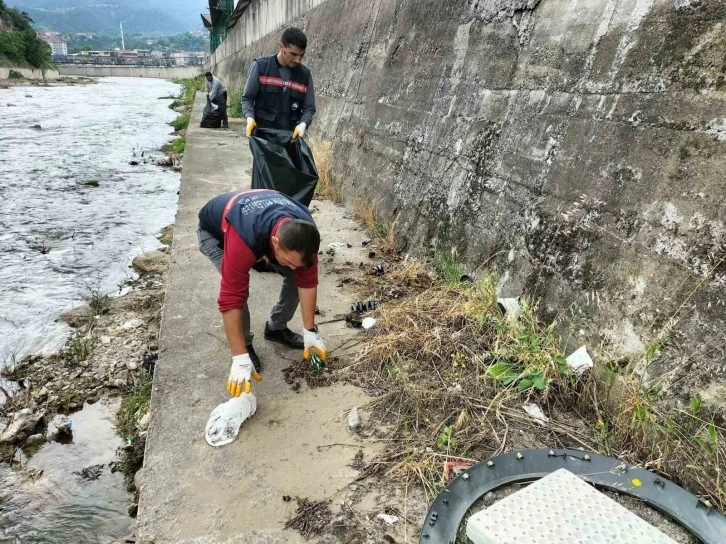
<box><xmin>68</xmin><ymin>32</ymin><xmax>206</xmax><ymax>54</ymax></box>
<box><xmin>0</xmin><ymin>0</ymin><xmax>52</xmax><ymax>68</ymax></box>
<box><xmin>6</xmin><ymin>1</ymin><xmax>202</xmax><ymax>34</ymax></box>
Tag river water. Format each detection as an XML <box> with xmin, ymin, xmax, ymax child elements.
<box><xmin>0</xmin><ymin>77</ymin><xmax>181</xmax><ymax>362</ymax></box>
<box><xmin>0</xmin><ymin>77</ymin><xmax>181</xmax><ymax>542</ymax></box>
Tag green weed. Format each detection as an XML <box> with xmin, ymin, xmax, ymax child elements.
<box><xmin>170</xmin><ymin>112</ymin><xmax>189</xmax><ymax>132</ymax></box>
<box><xmin>432</xmin><ymin>248</ymin><xmax>465</xmax><ymax>285</ymax></box>
<box><xmin>82</xmin><ymin>283</ymin><xmax>109</xmax><ymax>318</ymax></box>
<box><xmin>436</xmin><ymin>426</ymin><xmax>457</xmax><ymax>450</ymax></box>
<box><xmin>227</xmin><ymin>90</ymin><xmax>242</xmax><ymax>118</ymax></box>
<box><xmin>162</xmin><ymin>137</ymin><xmax>185</xmax><ymax>154</ymax></box>
<box><xmin>66</xmin><ymin>336</ymin><xmax>93</xmax><ymax>366</ymax></box>
<box><xmin>117</xmin><ymin>376</ymin><xmax>153</xmax><ymax>443</ymax></box>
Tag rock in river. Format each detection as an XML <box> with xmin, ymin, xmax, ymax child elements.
<box><xmin>132</xmin><ymin>250</ymin><xmax>169</xmax><ymax>275</ymax></box>
<box><xmin>0</xmin><ymin>409</ymin><xmax>45</xmax><ymax>444</ymax></box>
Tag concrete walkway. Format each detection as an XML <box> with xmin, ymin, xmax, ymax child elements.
<box><xmin>138</xmin><ymin>94</ymin><xmax>376</xmax><ymax>543</ymax></box>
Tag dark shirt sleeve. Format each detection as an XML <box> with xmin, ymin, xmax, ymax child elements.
<box><xmin>242</xmin><ymin>61</ymin><xmax>259</xmax><ymax>120</ymax></box>
<box><xmin>294</xmin><ymin>253</ymin><xmax>318</xmax><ymax>289</ymax></box>
<box><xmin>301</xmin><ymin>72</ymin><xmax>316</xmax><ymax>127</ymax></box>
<box><xmin>217</xmin><ymin>226</ymin><xmax>257</xmax><ymax>312</ymax></box>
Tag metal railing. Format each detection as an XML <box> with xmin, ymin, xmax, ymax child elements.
<box><xmin>53</xmin><ymin>56</ymin><xmax>205</xmax><ymax>67</ymax></box>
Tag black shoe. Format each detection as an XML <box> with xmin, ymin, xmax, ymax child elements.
<box><xmin>264</xmin><ymin>324</ymin><xmax>303</xmax><ymax>349</ymax></box>
<box><xmin>247</xmin><ymin>344</ymin><xmax>262</xmax><ymax>373</ymax></box>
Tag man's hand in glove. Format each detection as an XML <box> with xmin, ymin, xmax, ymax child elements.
<box><xmin>246</xmin><ymin>117</ymin><xmax>257</xmax><ymax>137</ymax></box>
<box><xmin>227</xmin><ymin>353</ymin><xmax>261</xmax><ymax>396</ymax></box>
<box><xmin>303</xmin><ymin>327</ymin><xmax>326</xmax><ymax>361</ymax></box>
<box><xmin>292</xmin><ymin>122</ymin><xmax>306</xmax><ymax>139</ymax></box>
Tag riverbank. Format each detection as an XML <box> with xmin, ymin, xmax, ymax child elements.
<box><xmin>0</xmin><ymin>76</ymin><xmax>182</xmax><ymax>541</ymax></box>
<box><xmin>0</xmin><ymin>227</ymin><xmax>172</xmax><ymax>527</ymax></box>
<box><xmin>0</xmin><ymin>70</ymin><xmax>95</xmax><ymax>88</ymax></box>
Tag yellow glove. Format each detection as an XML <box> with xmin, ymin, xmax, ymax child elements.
<box><xmin>292</xmin><ymin>122</ymin><xmax>307</xmax><ymax>139</ymax></box>
<box><xmin>245</xmin><ymin>117</ymin><xmax>257</xmax><ymax>137</ymax></box>
<box><xmin>303</xmin><ymin>327</ymin><xmax>326</xmax><ymax>361</ymax></box>
<box><xmin>227</xmin><ymin>354</ymin><xmax>262</xmax><ymax>396</ymax></box>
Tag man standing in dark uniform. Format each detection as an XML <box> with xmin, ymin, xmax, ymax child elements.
<box><xmin>241</xmin><ymin>27</ymin><xmax>316</xmax><ymax>139</ymax></box>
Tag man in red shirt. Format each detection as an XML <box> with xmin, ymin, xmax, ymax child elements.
<box><xmin>197</xmin><ymin>189</ymin><xmax>326</xmax><ymax>396</ymax></box>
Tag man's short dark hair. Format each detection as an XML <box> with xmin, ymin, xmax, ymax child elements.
<box><xmin>277</xmin><ymin>219</ymin><xmax>319</xmax><ymax>267</ymax></box>
<box><xmin>280</xmin><ymin>27</ymin><xmax>307</xmax><ymax>50</ymax></box>
<box><xmin>205</xmin><ymin>71</ymin><xmax>212</xmax><ymax>77</ymax></box>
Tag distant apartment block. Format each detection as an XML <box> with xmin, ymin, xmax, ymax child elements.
<box><xmin>38</xmin><ymin>30</ymin><xmax>68</xmax><ymax>56</ymax></box>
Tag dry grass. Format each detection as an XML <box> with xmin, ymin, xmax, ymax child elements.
<box><xmin>311</xmin><ymin>138</ymin><xmax>400</xmax><ymax>255</ymax></box>
<box><xmin>310</xmin><ymin>139</ymin><xmax>341</xmax><ymax>203</ymax></box>
<box><xmin>339</xmin><ymin>260</ymin><xmax>726</xmax><ymax>508</ymax></box>
<box><xmin>353</xmin><ymin>194</ymin><xmax>400</xmax><ymax>256</ymax></box>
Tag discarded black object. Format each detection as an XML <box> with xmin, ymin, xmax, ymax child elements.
<box><xmin>200</xmin><ymin>97</ymin><xmax>223</xmax><ymax>128</ymax></box>
<box><xmin>371</xmin><ymin>263</ymin><xmax>386</xmax><ymax>276</ymax></box>
<box><xmin>52</xmin><ymin>423</ymin><xmax>73</xmax><ymax>444</ymax></box>
<box><xmin>368</xmin><ymin>251</ymin><xmax>376</xmax><ymax>258</ymax></box>
<box><xmin>345</xmin><ymin>312</ymin><xmax>363</xmax><ymax>328</ymax></box>
<box><xmin>362</xmin><ymin>239</ymin><xmax>372</xmax><ymax>247</ymax></box>
<box><xmin>460</xmin><ymin>274</ymin><xmax>474</xmax><ymax>283</ymax></box>
<box><xmin>142</xmin><ymin>351</ymin><xmax>158</xmax><ymax>377</ymax></box>
<box><xmin>351</xmin><ymin>300</ymin><xmax>378</xmax><ymax>313</ymax></box>
<box><xmin>249</xmin><ymin>127</ymin><xmax>318</xmax><ymax>207</ymax></box>
<box><xmin>419</xmin><ymin>448</ymin><xmax>726</xmax><ymax>544</ymax></box>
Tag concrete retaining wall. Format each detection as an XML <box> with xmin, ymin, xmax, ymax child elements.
<box><xmin>211</xmin><ymin>0</ymin><xmax>726</xmax><ymax>401</ymax></box>
<box><xmin>57</xmin><ymin>65</ymin><xmax>203</xmax><ymax>79</ymax></box>
<box><xmin>0</xmin><ymin>67</ymin><xmax>60</xmax><ymax>80</ymax></box>
<box><xmin>210</xmin><ymin>0</ymin><xmax>327</xmax><ymax>65</ymax></box>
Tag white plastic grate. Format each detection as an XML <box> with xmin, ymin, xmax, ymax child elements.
<box><xmin>466</xmin><ymin>468</ymin><xmax>679</xmax><ymax>544</ymax></box>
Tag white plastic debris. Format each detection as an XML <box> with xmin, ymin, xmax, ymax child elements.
<box><xmin>522</xmin><ymin>403</ymin><xmax>549</xmax><ymax>424</ymax></box>
<box><xmin>348</xmin><ymin>406</ymin><xmax>361</xmax><ymax>430</ymax></box>
<box><xmin>122</xmin><ymin>319</ymin><xmax>143</xmax><ymax>330</ymax></box>
<box><xmin>327</xmin><ymin>242</ymin><xmax>348</xmax><ymax>250</ymax></box>
<box><xmin>376</xmin><ymin>513</ymin><xmax>400</xmax><ymax>525</ymax></box>
<box><xmin>497</xmin><ymin>297</ymin><xmax>522</xmax><ymax>323</ymax></box>
<box><xmin>116</xmin><ymin>286</ymin><xmax>133</xmax><ymax>297</ymax></box>
<box><xmin>205</xmin><ymin>394</ymin><xmax>257</xmax><ymax>447</ymax></box>
<box><xmin>361</xmin><ymin>317</ymin><xmax>377</xmax><ymax>330</ymax></box>
<box><xmin>566</xmin><ymin>346</ymin><xmax>594</xmax><ymax>375</ymax></box>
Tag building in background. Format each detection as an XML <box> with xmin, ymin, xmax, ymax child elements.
<box><xmin>38</xmin><ymin>30</ymin><xmax>68</xmax><ymax>56</ymax></box>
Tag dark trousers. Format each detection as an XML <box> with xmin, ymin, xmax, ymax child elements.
<box><xmin>213</xmin><ymin>91</ymin><xmax>228</xmax><ymax>126</ymax></box>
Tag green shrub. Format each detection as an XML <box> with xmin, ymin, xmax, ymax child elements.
<box><xmin>170</xmin><ymin>112</ymin><xmax>190</xmax><ymax>132</ymax></box>
<box><xmin>227</xmin><ymin>90</ymin><xmax>242</xmax><ymax>118</ymax></box>
<box><xmin>162</xmin><ymin>137</ymin><xmax>185</xmax><ymax>154</ymax></box>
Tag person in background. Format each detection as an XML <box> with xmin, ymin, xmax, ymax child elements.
<box><xmin>205</xmin><ymin>71</ymin><xmax>228</xmax><ymax>129</ymax></box>
<box><xmin>242</xmin><ymin>27</ymin><xmax>316</xmax><ymax>139</ymax></box>
<box><xmin>197</xmin><ymin>189</ymin><xmax>327</xmax><ymax>396</ymax></box>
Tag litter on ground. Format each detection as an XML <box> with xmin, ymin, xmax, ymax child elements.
<box><xmin>205</xmin><ymin>393</ymin><xmax>257</xmax><ymax>447</ymax></box>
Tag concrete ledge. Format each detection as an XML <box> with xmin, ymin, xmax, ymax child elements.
<box><xmin>0</xmin><ymin>67</ymin><xmax>60</xmax><ymax>80</ymax></box>
<box><xmin>137</xmin><ymin>93</ymin><xmax>375</xmax><ymax>543</ymax></box>
<box><xmin>57</xmin><ymin>65</ymin><xmax>203</xmax><ymax>79</ymax></box>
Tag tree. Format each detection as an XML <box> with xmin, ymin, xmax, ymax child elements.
<box><xmin>0</xmin><ymin>30</ymin><xmax>26</xmax><ymax>64</ymax></box>
<box><xmin>22</xmin><ymin>30</ymin><xmax>52</xmax><ymax>68</ymax></box>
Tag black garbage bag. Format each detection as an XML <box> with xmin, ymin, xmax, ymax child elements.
<box><xmin>200</xmin><ymin>97</ymin><xmax>223</xmax><ymax>128</ymax></box>
<box><xmin>249</xmin><ymin>128</ymin><xmax>318</xmax><ymax>207</ymax></box>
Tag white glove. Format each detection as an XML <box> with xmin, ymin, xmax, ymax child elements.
<box><xmin>227</xmin><ymin>353</ymin><xmax>261</xmax><ymax>397</ymax></box>
<box><xmin>246</xmin><ymin>117</ymin><xmax>257</xmax><ymax>137</ymax></box>
<box><xmin>303</xmin><ymin>327</ymin><xmax>326</xmax><ymax>360</ymax></box>
<box><xmin>293</xmin><ymin>122</ymin><xmax>307</xmax><ymax>139</ymax></box>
